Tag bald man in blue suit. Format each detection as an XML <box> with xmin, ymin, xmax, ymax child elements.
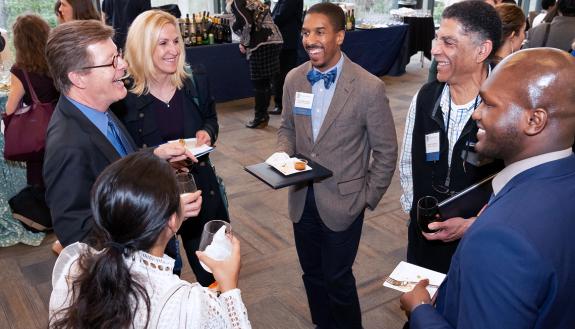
<box><xmin>400</xmin><ymin>48</ymin><xmax>575</xmax><ymax>329</ymax></box>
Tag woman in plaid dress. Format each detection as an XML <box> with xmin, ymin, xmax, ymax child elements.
<box><xmin>227</xmin><ymin>0</ymin><xmax>283</xmax><ymax>128</ymax></box>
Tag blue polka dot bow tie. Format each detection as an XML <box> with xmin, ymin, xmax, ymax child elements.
<box><xmin>307</xmin><ymin>68</ymin><xmax>337</xmax><ymax>89</ymax></box>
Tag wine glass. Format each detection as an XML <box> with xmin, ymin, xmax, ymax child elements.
<box><xmin>176</xmin><ymin>172</ymin><xmax>197</xmax><ymax>194</ymax></box>
<box><xmin>417</xmin><ymin>196</ymin><xmax>440</xmax><ymax>233</ymax></box>
<box><xmin>198</xmin><ymin>220</ymin><xmax>232</xmax><ymax>273</ymax></box>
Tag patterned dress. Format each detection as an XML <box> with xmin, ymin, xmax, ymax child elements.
<box><xmin>0</xmin><ymin>91</ymin><xmax>45</xmax><ymax>247</ymax></box>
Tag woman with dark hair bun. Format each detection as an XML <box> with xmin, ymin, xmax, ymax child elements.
<box><xmin>49</xmin><ymin>151</ymin><xmax>251</xmax><ymax>329</ymax></box>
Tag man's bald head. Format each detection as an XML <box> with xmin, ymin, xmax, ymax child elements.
<box><xmin>496</xmin><ymin>48</ymin><xmax>575</xmax><ymax>118</ymax></box>
<box><xmin>473</xmin><ymin>48</ymin><xmax>575</xmax><ymax>164</ymax></box>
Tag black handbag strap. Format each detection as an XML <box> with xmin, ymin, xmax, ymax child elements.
<box><xmin>20</xmin><ymin>70</ymin><xmax>41</xmax><ymax>105</ymax></box>
<box><xmin>541</xmin><ymin>23</ymin><xmax>551</xmax><ymax>47</ymax></box>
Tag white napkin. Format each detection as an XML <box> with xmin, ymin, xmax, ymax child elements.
<box><xmin>265</xmin><ymin>152</ymin><xmax>312</xmax><ymax>175</ymax></box>
<box><xmin>200</xmin><ymin>225</ymin><xmax>232</xmax><ymax>273</ymax></box>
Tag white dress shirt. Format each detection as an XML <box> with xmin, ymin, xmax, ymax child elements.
<box><xmin>492</xmin><ymin>148</ymin><xmax>572</xmax><ymax>196</ymax></box>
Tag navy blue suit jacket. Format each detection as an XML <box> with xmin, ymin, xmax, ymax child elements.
<box><xmin>44</xmin><ymin>96</ymin><xmax>137</xmax><ymax>246</ymax></box>
<box><xmin>411</xmin><ymin>154</ymin><xmax>575</xmax><ymax>329</ymax></box>
<box><xmin>272</xmin><ymin>0</ymin><xmax>303</xmax><ymax>50</ymax></box>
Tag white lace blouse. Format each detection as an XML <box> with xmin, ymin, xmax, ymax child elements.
<box><xmin>49</xmin><ymin>242</ymin><xmax>252</xmax><ymax>329</ymax></box>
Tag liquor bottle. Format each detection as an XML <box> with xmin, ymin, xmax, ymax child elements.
<box><xmin>196</xmin><ymin>25</ymin><xmax>203</xmax><ymax>45</ymax></box>
<box><xmin>184</xmin><ymin>14</ymin><xmax>191</xmax><ymax>46</ymax></box>
<box><xmin>351</xmin><ymin>9</ymin><xmax>356</xmax><ymax>31</ymax></box>
<box><xmin>190</xmin><ymin>20</ymin><xmax>197</xmax><ymax>46</ymax></box>
<box><xmin>225</xmin><ymin>19</ymin><xmax>233</xmax><ymax>43</ymax></box>
<box><xmin>345</xmin><ymin>11</ymin><xmax>352</xmax><ymax>31</ymax></box>
<box><xmin>202</xmin><ymin>13</ymin><xmax>209</xmax><ymax>45</ymax></box>
<box><xmin>216</xmin><ymin>18</ymin><xmax>224</xmax><ymax>43</ymax></box>
<box><xmin>178</xmin><ymin>18</ymin><xmax>186</xmax><ymax>40</ymax></box>
<box><xmin>212</xmin><ymin>17</ymin><xmax>219</xmax><ymax>43</ymax></box>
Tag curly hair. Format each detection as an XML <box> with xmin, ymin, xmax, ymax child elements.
<box><xmin>13</xmin><ymin>14</ymin><xmax>51</xmax><ymax>75</ymax></box>
<box><xmin>442</xmin><ymin>1</ymin><xmax>502</xmax><ymax>58</ymax></box>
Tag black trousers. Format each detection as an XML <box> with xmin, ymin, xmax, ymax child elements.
<box><xmin>273</xmin><ymin>48</ymin><xmax>298</xmax><ymax>109</ymax></box>
<box><xmin>294</xmin><ymin>186</ymin><xmax>364</xmax><ymax>329</ymax></box>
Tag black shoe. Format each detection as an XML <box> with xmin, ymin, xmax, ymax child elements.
<box><xmin>268</xmin><ymin>107</ymin><xmax>282</xmax><ymax>115</ymax></box>
<box><xmin>245</xmin><ymin>116</ymin><xmax>269</xmax><ymax>129</ymax></box>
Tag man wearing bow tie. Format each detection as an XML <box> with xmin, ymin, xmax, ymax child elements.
<box><xmin>277</xmin><ymin>3</ymin><xmax>398</xmax><ymax>328</ymax></box>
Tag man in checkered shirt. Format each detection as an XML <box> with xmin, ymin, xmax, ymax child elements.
<box><xmin>399</xmin><ymin>1</ymin><xmax>504</xmax><ymax>274</ymax></box>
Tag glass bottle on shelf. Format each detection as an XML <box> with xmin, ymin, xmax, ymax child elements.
<box><xmin>184</xmin><ymin>14</ymin><xmax>191</xmax><ymax>46</ymax></box>
<box><xmin>345</xmin><ymin>10</ymin><xmax>352</xmax><ymax>31</ymax></box>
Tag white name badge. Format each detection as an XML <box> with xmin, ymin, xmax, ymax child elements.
<box><xmin>295</xmin><ymin>92</ymin><xmax>314</xmax><ymax>109</ymax></box>
<box><xmin>425</xmin><ymin>131</ymin><xmax>440</xmax><ymax>161</ymax></box>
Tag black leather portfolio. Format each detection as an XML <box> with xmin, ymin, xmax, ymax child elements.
<box><xmin>438</xmin><ymin>173</ymin><xmax>498</xmax><ymax>219</ymax></box>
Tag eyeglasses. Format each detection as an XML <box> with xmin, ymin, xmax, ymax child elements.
<box><xmin>79</xmin><ymin>49</ymin><xmax>123</xmax><ymax>70</ymax></box>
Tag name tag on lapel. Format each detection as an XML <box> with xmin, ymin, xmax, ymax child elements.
<box><xmin>293</xmin><ymin>92</ymin><xmax>314</xmax><ymax>116</ymax></box>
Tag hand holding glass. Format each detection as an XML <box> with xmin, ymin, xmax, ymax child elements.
<box><xmin>198</xmin><ymin>220</ymin><xmax>233</xmax><ymax>273</ymax></box>
<box><xmin>176</xmin><ymin>172</ymin><xmax>197</xmax><ymax>194</ymax></box>
<box><xmin>417</xmin><ymin>196</ymin><xmax>440</xmax><ymax>233</ymax></box>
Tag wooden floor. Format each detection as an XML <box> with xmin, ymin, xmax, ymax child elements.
<box><xmin>0</xmin><ymin>57</ymin><xmax>429</xmax><ymax>329</ymax></box>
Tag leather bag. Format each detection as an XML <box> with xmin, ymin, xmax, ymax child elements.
<box><xmin>2</xmin><ymin>70</ymin><xmax>55</xmax><ymax>161</ymax></box>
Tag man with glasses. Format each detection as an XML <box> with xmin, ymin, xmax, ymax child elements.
<box><xmin>43</xmin><ymin>20</ymin><xmax>202</xmax><ymax>248</ymax></box>
<box><xmin>399</xmin><ymin>1</ymin><xmax>504</xmax><ymax>274</ymax></box>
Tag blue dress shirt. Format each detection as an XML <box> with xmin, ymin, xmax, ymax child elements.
<box><xmin>310</xmin><ymin>53</ymin><xmax>344</xmax><ymax>142</ymax></box>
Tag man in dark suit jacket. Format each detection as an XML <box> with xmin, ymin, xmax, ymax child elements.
<box><xmin>278</xmin><ymin>3</ymin><xmax>397</xmax><ymax>328</ymax></box>
<box><xmin>101</xmin><ymin>0</ymin><xmax>151</xmax><ymax>48</ymax></box>
<box><xmin>269</xmin><ymin>0</ymin><xmax>303</xmax><ymax>115</ymax></box>
<box><xmin>400</xmin><ymin>48</ymin><xmax>575</xmax><ymax>329</ymax></box>
<box><xmin>43</xmin><ymin>20</ymin><xmax>200</xmax><ymax>247</ymax></box>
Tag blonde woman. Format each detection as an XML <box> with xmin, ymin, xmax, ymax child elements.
<box><xmin>112</xmin><ymin>10</ymin><xmax>228</xmax><ymax>285</ymax></box>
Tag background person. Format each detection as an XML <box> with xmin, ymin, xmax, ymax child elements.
<box><xmin>532</xmin><ymin>0</ymin><xmax>556</xmax><ymax>27</ymax></box>
<box><xmin>493</xmin><ymin>4</ymin><xmax>526</xmax><ymax>63</ymax></box>
<box><xmin>227</xmin><ymin>0</ymin><xmax>283</xmax><ymax>129</ymax></box>
<box><xmin>268</xmin><ymin>0</ymin><xmax>303</xmax><ymax>116</ymax></box>
<box><xmin>524</xmin><ymin>0</ymin><xmax>575</xmax><ymax>51</ymax></box>
<box><xmin>5</xmin><ymin>14</ymin><xmax>59</xmax><ymax>188</ymax></box>
<box><xmin>0</xmin><ymin>17</ymin><xmax>47</xmax><ymax>248</ymax></box>
<box><xmin>54</xmin><ymin>1</ymin><xmax>65</xmax><ymax>24</ymax></box>
<box><xmin>58</xmin><ymin>0</ymin><xmax>101</xmax><ymax>23</ymax></box>
<box><xmin>101</xmin><ymin>0</ymin><xmax>151</xmax><ymax>49</ymax></box>
<box><xmin>49</xmin><ymin>151</ymin><xmax>251</xmax><ymax>329</ymax></box>
<box><xmin>112</xmin><ymin>10</ymin><xmax>228</xmax><ymax>285</ymax></box>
